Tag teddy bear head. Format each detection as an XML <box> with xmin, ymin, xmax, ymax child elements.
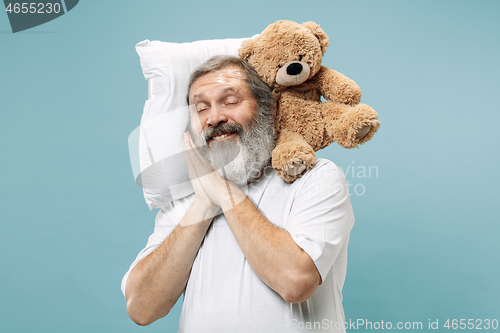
<box><xmin>239</xmin><ymin>20</ymin><xmax>329</xmax><ymax>89</ymax></box>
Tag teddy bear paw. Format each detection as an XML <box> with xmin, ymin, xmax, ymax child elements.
<box><xmin>287</xmin><ymin>160</ymin><xmax>308</xmax><ymax>176</ymax></box>
<box><xmin>272</xmin><ymin>135</ymin><xmax>316</xmax><ymax>183</ymax></box>
<box><xmin>274</xmin><ymin>154</ymin><xmax>316</xmax><ymax>183</ymax></box>
<box><xmin>355</xmin><ymin>124</ymin><xmax>372</xmax><ymax>140</ymax></box>
<box><xmin>332</xmin><ymin>104</ymin><xmax>380</xmax><ymax>149</ymax></box>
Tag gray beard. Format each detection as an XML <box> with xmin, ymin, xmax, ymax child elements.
<box><xmin>188</xmin><ymin>112</ymin><xmax>276</xmax><ymax>186</ymax></box>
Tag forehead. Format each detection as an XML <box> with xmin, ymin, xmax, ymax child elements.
<box><xmin>189</xmin><ymin>66</ymin><xmax>249</xmax><ymax>102</ymax></box>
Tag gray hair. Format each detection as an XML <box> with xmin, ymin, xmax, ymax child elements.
<box><xmin>187</xmin><ymin>55</ymin><xmax>275</xmax><ymax>119</ymax></box>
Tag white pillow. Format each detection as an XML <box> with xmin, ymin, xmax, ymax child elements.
<box><xmin>129</xmin><ymin>37</ymin><xmax>254</xmax><ymax>210</ymax></box>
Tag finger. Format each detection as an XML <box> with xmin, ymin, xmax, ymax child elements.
<box><xmin>186</xmin><ymin>132</ymin><xmax>207</xmax><ymax>165</ymax></box>
<box><xmin>184</xmin><ymin>132</ymin><xmax>203</xmax><ymax>166</ymax></box>
<box><xmin>185</xmin><ymin>132</ymin><xmax>209</xmax><ymax>165</ymax></box>
<box><xmin>185</xmin><ymin>132</ymin><xmax>214</xmax><ymax>178</ymax></box>
<box><xmin>184</xmin><ymin>139</ymin><xmax>209</xmax><ymax>197</ymax></box>
<box><xmin>184</xmin><ymin>148</ymin><xmax>199</xmax><ymax>181</ymax></box>
<box><xmin>183</xmin><ymin>131</ymin><xmax>193</xmax><ymax>150</ymax></box>
<box><xmin>185</xmin><ymin>155</ymin><xmax>207</xmax><ymax>187</ymax></box>
<box><xmin>184</xmin><ymin>132</ymin><xmax>201</xmax><ymax>179</ymax></box>
<box><xmin>184</xmin><ymin>134</ymin><xmax>219</xmax><ymax>204</ymax></box>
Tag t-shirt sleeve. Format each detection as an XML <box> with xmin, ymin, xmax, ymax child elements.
<box><xmin>284</xmin><ymin>160</ymin><xmax>355</xmax><ymax>282</ymax></box>
<box><xmin>120</xmin><ymin>197</ymin><xmax>191</xmax><ymax>298</ymax></box>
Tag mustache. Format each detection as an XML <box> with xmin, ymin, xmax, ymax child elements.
<box><xmin>202</xmin><ymin>123</ymin><xmax>244</xmax><ymax>143</ymax></box>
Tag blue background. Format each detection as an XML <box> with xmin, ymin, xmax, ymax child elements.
<box><xmin>1</xmin><ymin>0</ymin><xmax>499</xmax><ymax>332</ymax></box>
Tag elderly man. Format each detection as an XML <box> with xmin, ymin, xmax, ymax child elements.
<box><xmin>122</xmin><ymin>56</ymin><xmax>354</xmax><ymax>333</ymax></box>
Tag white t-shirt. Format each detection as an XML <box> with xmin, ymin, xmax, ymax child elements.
<box><xmin>122</xmin><ymin>158</ymin><xmax>355</xmax><ymax>333</ymax></box>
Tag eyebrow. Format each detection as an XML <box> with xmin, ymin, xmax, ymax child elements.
<box><xmin>191</xmin><ymin>87</ymin><xmax>240</xmax><ymax>103</ymax></box>
<box><xmin>220</xmin><ymin>87</ymin><xmax>238</xmax><ymax>95</ymax></box>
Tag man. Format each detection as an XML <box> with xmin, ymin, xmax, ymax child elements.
<box><xmin>122</xmin><ymin>56</ymin><xmax>355</xmax><ymax>332</ymax></box>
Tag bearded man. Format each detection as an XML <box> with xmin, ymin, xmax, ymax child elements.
<box><xmin>122</xmin><ymin>56</ymin><xmax>355</xmax><ymax>333</ymax></box>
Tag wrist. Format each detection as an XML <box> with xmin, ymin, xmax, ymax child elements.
<box><xmin>219</xmin><ymin>182</ymin><xmax>246</xmax><ymax>212</ymax></box>
<box><xmin>192</xmin><ymin>199</ymin><xmax>220</xmax><ymax>220</ymax></box>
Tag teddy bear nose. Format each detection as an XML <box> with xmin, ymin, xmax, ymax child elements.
<box><xmin>286</xmin><ymin>63</ymin><xmax>303</xmax><ymax>76</ymax></box>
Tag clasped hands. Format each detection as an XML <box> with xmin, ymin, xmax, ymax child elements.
<box><xmin>183</xmin><ymin>132</ymin><xmax>244</xmax><ymax>218</ymax></box>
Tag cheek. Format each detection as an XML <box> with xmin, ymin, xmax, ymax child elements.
<box><xmin>234</xmin><ymin>100</ymin><xmax>258</xmax><ymax>126</ymax></box>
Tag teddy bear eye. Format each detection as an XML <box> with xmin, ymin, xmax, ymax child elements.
<box><xmin>277</xmin><ymin>64</ymin><xmax>283</xmax><ymax>68</ymax></box>
<box><xmin>298</xmin><ymin>55</ymin><xmax>303</xmax><ymax>61</ymax></box>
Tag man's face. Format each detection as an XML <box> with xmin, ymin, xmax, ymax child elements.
<box><xmin>187</xmin><ymin>65</ymin><xmax>275</xmax><ymax>186</ymax></box>
<box><xmin>188</xmin><ymin>66</ymin><xmax>258</xmax><ymax>146</ymax></box>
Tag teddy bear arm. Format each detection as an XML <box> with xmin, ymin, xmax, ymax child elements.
<box><xmin>316</xmin><ymin>66</ymin><xmax>362</xmax><ymax>106</ymax></box>
<box><xmin>272</xmin><ymin>129</ymin><xmax>316</xmax><ymax>183</ymax></box>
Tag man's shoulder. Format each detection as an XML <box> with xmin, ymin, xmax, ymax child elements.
<box><xmin>311</xmin><ymin>158</ymin><xmax>339</xmax><ymax>171</ymax></box>
<box><xmin>281</xmin><ymin>158</ymin><xmax>348</xmax><ymax>194</ymax></box>
<box><xmin>301</xmin><ymin>158</ymin><xmax>345</xmax><ymax>182</ymax></box>
<box><xmin>258</xmin><ymin>158</ymin><xmax>346</xmax><ymax>191</ymax></box>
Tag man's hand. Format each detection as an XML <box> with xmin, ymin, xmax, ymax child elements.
<box><xmin>183</xmin><ymin>132</ymin><xmax>243</xmax><ymax>214</ymax></box>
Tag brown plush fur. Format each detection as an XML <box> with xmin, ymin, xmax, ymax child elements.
<box><xmin>239</xmin><ymin>20</ymin><xmax>380</xmax><ymax>183</ymax></box>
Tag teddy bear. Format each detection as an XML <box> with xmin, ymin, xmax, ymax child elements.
<box><xmin>239</xmin><ymin>20</ymin><xmax>380</xmax><ymax>183</ymax></box>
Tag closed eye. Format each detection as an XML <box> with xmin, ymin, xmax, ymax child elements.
<box><xmin>196</xmin><ymin>104</ymin><xmax>209</xmax><ymax>112</ymax></box>
<box><xmin>225</xmin><ymin>97</ymin><xmax>239</xmax><ymax>105</ymax></box>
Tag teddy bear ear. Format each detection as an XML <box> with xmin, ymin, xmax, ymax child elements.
<box><xmin>302</xmin><ymin>21</ymin><xmax>330</xmax><ymax>55</ymax></box>
<box><xmin>239</xmin><ymin>38</ymin><xmax>256</xmax><ymax>60</ymax></box>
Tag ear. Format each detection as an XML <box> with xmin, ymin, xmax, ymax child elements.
<box><xmin>302</xmin><ymin>21</ymin><xmax>329</xmax><ymax>55</ymax></box>
<box><xmin>238</xmin><ymin>38</ymin><xmax>256</xmax><ymax>60</ymax></box>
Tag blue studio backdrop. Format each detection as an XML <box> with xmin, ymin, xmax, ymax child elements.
<box><xmin>1</xmin><ymin>1</ymin><xmax>499</xmax><ymax>332</ymax></box>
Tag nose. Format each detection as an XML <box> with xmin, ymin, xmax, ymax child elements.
<box><xmin>286</xmin><ymin>62</ymin><xmax>303</xmax><ymax>76</ymax></box>
<box><xmin>206</xmin><ymin>105</ymin><xmax>229</xmax><ymax>127</ymax></box>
